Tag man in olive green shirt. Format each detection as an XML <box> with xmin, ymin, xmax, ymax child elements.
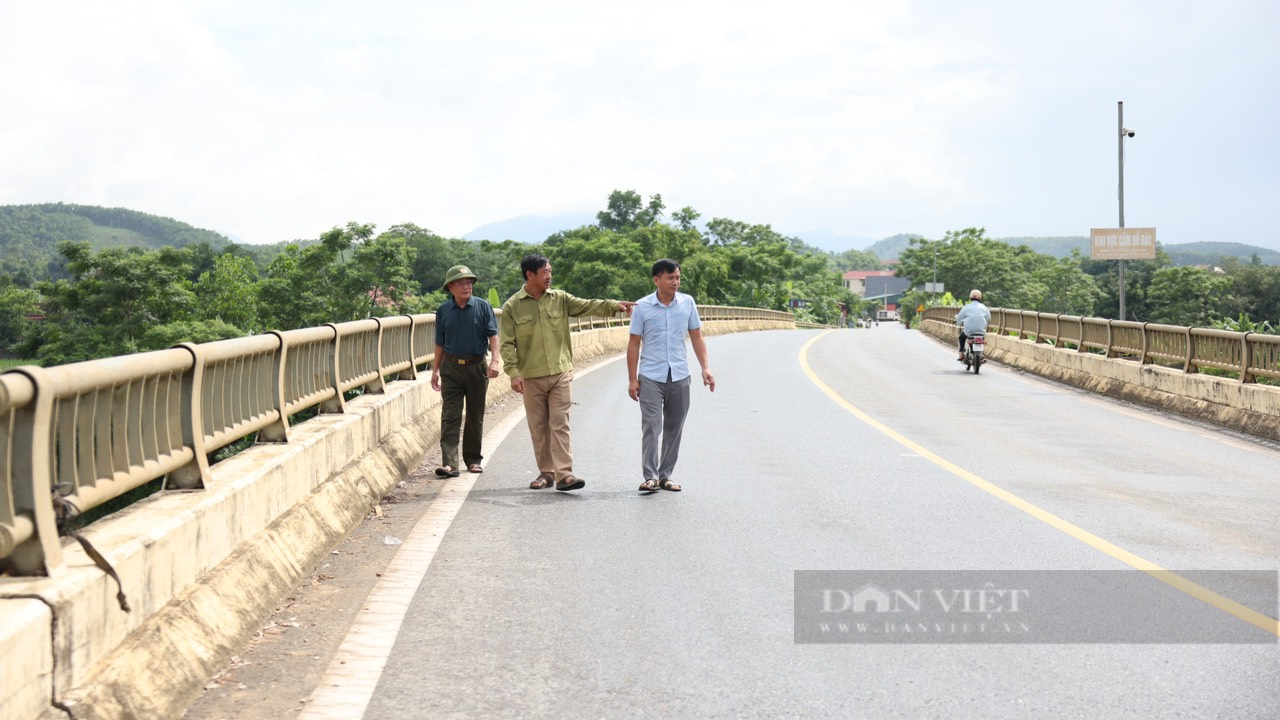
<box><xmin>500</xmin><ymin>253</ymin><xmax>635</xmax><ymax>492</ymax></box>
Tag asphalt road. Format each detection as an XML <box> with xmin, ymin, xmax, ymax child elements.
<box><xmin>185</xmin><ymin>326</ymin><xmax>1280</xmax><ymax>719</ymax></box>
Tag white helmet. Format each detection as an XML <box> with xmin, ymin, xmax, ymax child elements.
<box><xmin>969</xmin><ymin>289</ymin><xmax>982</xmax><ymax>300</ymax></box>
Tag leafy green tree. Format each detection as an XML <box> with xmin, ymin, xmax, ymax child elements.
<box><xmin>0</xmin><ymin>279</ymin><xmax>41</xmax><ymax>354</ymax></box>
<box><xmin>1145</xmin><ymin>266</ymin><xmax>1232</xmax><ymax>326</ymax></box>
<box><xmin>1027</xmin><ymin>251</ymin><xmax>1103</xmax><ymax>315</ymax></box>
<box><xmin>679</xmin><ymin>251</ymin><xmax>732</xmax><ymax>305</ymax></box>
<box><xmin>898</xmin><ymin>229</ymin><xmax>1046</xmax><ymax>310</ymax></box>
<box><xmin>704</xmin><ymin>218</ymin><xmax>785</xmax><ymax>247</ymax></box>
<box><xmin>195</xmin><ymin>253</ymin><xmax>261</xmax><ymax>331</ymax></box>
<box><xmin>257</xmin><ymin>244</ymin><xmax>323</xmax><ymax>330</ymax></box>
<box><xmin>596</xmin><ymin>190</ymin><xmax>665</xmax><ymax>231</ymax></box>
<box><xmin>348</xmin><ymin>234</ymin><xmax>417</xmax><ymax>317</ymax></box>
<box><xmin>20</xmin><ymin>241</ymin><xmax>197</xmax><ymax>364</ymax></box>
<box><xmin>1080</xmin><ymin>248</ymin><xmax>1171</xmax><ymax>320</ymax></box>
<box><xmin>384</xmin><ymin>223</ymin><xmax>456</xmax><ymax>296</ymax></box>
<box><xmin>384</xmin><ymin>223</ymin><xmax>527</xmax><ymax>304</ymax></box>
<box><xmin>256</xmin><ymin>221</ymin><xmax>420</xmax><ymax>328</ymax></box>
<box><xmin>630</xmin><ymin>223</ymin><xmax>707</xmax><ymax>264</ymax></box>
<box><xmin>672</xmin><ymin>206</ymin><xmax>701</xmax><ymax>231</ymax></box>
<box><xmin>1219</xmin><ymin>257</ymin><xmax>1280</xmax><ymax>325</ymax></box>
<box><xmin>461</xmin><ymin>239</ymin><xmax>531</xmax><ymax>302</ymax></box>
<box><xmin>544</xmin><ymin>226</ymin><xmax>649</xmax><ymax>300</ymax></box>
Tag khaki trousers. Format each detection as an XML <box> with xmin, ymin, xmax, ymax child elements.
<box><xmin>521</xmin><ymin>371</ymin><xmax>574</xmax><ymax>482</ymax></box>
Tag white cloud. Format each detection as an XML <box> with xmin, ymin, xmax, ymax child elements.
<box><xmin>1</xmin><ymin>0</ymin><xmax>1277</xmax><ymax>249</ymax></box>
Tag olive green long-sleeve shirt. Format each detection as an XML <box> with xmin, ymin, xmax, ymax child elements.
<box><xmin>499</xmin><ymin>287</ymin><xmax>623</xmax><ymax>380</ymax></box>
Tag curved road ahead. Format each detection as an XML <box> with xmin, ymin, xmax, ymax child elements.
<box><xmin>195</xmin><ymin>327</ymin><xmax>1280</xmax><ymax>719</ymax></box>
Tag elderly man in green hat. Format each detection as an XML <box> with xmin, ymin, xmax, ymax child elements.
<box><xmin>431</xmin><ymin>264</ymin><xmax>500</xmax><ymax>477</ymax></box>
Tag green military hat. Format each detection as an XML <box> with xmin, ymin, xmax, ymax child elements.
<box><xmin>443</xmin><ymin>264</ymin><xmax>478</xmax><ymax>289</ymax></box>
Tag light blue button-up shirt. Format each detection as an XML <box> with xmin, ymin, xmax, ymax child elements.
<box><xmin>956</xmin><ymin>300</ymin><xmax>991</xmax><ymax>334</ymax></box>
<box><xmin>629</xmin><ymin>291</ymin><xmax>702</xmax><ymax>382</ymax></box>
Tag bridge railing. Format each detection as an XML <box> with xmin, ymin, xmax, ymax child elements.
<box><xmin>922</xmin><ymin>306</ymin><xmax>1280</xmax><ymax>383</ymax></box>
<box><xmin>0</xmin><ymin>304</ymin><xmax>792</xmax><ymax>576</ymax></box>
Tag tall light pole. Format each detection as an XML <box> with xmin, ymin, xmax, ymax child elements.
<box><xmin>1118</xmin><ymin>101</ymin><xmax>1135</xmax><ymax>321</ymax></box>
<box><xmin>932</xmin><ymin>247</ymin><xmax>938</xmax><ymax>304</ymax></box>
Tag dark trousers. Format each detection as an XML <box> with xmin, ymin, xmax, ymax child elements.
<box><xmin>959</xmin><ymin>331</ymin><xmax>969</xmax><ymax>354</ymax></box>
<box><xmin>440</xmin><ymin>360</ymin><xmax>489</xmax><ymax>468</ymax></box>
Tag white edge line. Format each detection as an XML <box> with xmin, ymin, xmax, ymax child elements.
<box><xmin>299</xmin><ymin>354</ymin><xmax>627</xmax><ymax>718</ymax></box>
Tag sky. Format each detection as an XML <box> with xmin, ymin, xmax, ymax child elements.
<box><xmin>2</xmin><ymin>0</ymin><xmax>1278</xmax><ymax>251</ymax></box>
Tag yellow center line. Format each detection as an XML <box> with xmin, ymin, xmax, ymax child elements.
<box><xmin>799</xmin><ymin>329</ymin><xmax>1279</xmax><ymax>638</ymax></box>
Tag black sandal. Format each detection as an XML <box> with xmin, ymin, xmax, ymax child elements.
<box><xmin>435</xmin><ymin>466</ymin><xmax>460</xmax><ymax>478</ymax></box>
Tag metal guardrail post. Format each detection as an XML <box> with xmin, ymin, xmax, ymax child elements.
<box><xmin>166</xmin><ymin>343</ymin><xmax>212</xmax><ymax>490</ymax></box>
<box><xmin>367</xmin><ymin>318</ymin><xmax>388</xmax><ymax>395</ymax></box>
<box><xmin>410</xmin><ymin>314</ymin><xmax>436</xmax><ymax>373</ymax></box>
<box><xmin>0</xmin><ymin>374</ymin><xmax>34</xmax><ymax>564</ymax></box>
<box><xmin>2</xmin><ymin>366</ymin><xmax>64</xmax><ymax>575</ymax></box>
<box><xmin>1241</xmin><ymin>333</ymin><xmax>1255</xmax><ymax>384</ymax></box>
<box><xmin>263</xmin><ymin>331</ymin><xmax>290</xmax><ymax>442</ymax></box>
<box><xmin>1184</xmin><ymin>325</ymin><xmax>1197</xmax><ymax>374</ymax></box>
<box><xmin>321</xmin><ymin>323</ymin><xmax>346</xmax><ymax>414</ymax></box>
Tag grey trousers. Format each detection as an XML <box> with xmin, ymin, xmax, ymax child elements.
<box><xmin>638</xmin><ymin>374</ymin><xmax>692</xmax><ymax>482</ymax></box>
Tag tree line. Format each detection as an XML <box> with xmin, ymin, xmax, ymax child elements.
<box><xmin>3</xmin><ymin>194</ymin><xmax>1277</xmax><ymax>367</ymax></box>
<box><xmin>893</xmin><ymin>228</ymin><xmax>1280</xmax><ymax>332</ymax></box>
<box><xmin>0</xmin><ymin>191</ymin><xmax>872</xmax><ymax>366</ymax></box>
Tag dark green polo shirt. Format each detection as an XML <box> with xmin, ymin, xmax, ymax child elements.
<box><xmin>435</xmin><ymin>297</ymin><xmax>498</xmax><ymax>356</ymax></box>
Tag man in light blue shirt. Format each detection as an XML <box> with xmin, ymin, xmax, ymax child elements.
<box><xmin>627</xmin><ymin>259</ymin><xmax>716</xmax><ymax>493</ymax></box>
<box><xmin>955</xmin><ymin>289</ymin><xmax>991</xmax><ymax>360</ymax></box>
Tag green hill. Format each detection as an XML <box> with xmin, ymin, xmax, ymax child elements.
<box><xmin>863</xmin><ymin>234</ymin><xmax>923</xmax><ymax>261</ymax></box>
<box><xmin>1160</xmin><ymin>241</ymin><xmax>1280</xmax><ymax>267</ymax></box>
<box><xmin>997</xmin><ymin>236</ymin><xmax>1091</xmax><ymax>257</ymax></box>
<box><xmin>0</xmin><ymin>203</ymin><xmax>231</xmax><ymax>278</ymax></box>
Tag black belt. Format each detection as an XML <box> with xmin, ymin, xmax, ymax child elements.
<box><xmin>443</xmin><ymin>353</ymin><xmax>487</xmax><ymax>365</ymax></box>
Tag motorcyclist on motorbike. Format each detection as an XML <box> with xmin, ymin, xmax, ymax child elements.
<box><xmin>955</xmin><ymin>289</ymin><xmax>991</xmax><ymax>361</ymax></box>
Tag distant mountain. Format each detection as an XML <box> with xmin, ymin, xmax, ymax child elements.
<box><xmin>788</xmin><ymin>229</ymin><xmax>880</xmax><ymax>253</ymax></box>
<box><xmin>997</xmin><ymin>236</ymin><xmax>1091</xmax><ymax>257</ymax></box>
<box><xmin>1160</xmin><ymin>241</ymin><xmax>1280</xmax><ymax>267</ymax></box>
<box><xmin>864</xmin><ymin>234</ymin><xmax>924</xmax><ymax>261</ymax></box>
<box><xmin>0</xmin><ymin>203</ymin><xmax>230</xmax><ymax>278</ymax></box>
<box><xmin>999</xmin><ymin>236</ymin><xmax>1280</xmax><ymax>266</ymax></box>
<box><xmin>463</xmin><ymin>213</ymin><xmax>595</xmax><ymax>244</ymax></box>
<box><xmin>864</xmin><ymin>233</ymin><xmax>1280</xmax><ymax>266</ymax></box>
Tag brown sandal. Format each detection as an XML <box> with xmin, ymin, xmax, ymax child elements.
<box><xmin>555</xmin><ymin>476</ymin><xmax>586</xmax><ymax>492</ymax></box>
<box><xmin>467</xmin><ymin>464</ymin><xmax>484</xmax><ymax>474</ymax></box>
<box><xmin>639</xmin><ymin>480</ymin><xmax>659</xmax><ymax>493</ymax></box>
<box><xmin>659</xmin><ymin>480</ymin><xmax>681</xmax><ymax>492</ymax></box>
<box><xmin>529</xmin><ymin>473</ymin><xmax>554</xmax><ymax>489</ymax></box>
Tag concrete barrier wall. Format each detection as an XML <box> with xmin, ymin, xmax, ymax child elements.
<box><xmin>0</xmin><ymin>317</ymin><xmax>792</xmax><ymax>720</ymax></box>
<box><xmin>921</xmin><ymin>319</ymin><xmax>1280</xmax><ymax>443</ymax></box>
